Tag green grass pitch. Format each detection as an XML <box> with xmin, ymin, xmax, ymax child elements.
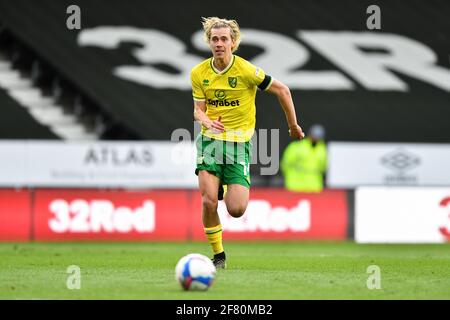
<box><xmin>0</xmin><ymin>242</ymin><xmax>449</xmax><ymax>299</ymax></box>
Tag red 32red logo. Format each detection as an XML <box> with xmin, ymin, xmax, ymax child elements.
<box><xmin>439</xmin><ymin>197</ymin><xmax>450</xmax><ymax>241</ymax></box>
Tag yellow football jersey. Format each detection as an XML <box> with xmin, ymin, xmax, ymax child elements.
<box><xmin>191</xmin><ymin>55</ymin><xmax>273</xmax><ymax>142</ymax></box>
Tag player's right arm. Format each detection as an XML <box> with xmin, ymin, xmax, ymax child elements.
<box><xmin>191</xmin><ymin>67</ymin><xmax>224</xmax><ymax>133</ymax></box>
<box><xmin>193</xmin><ymin>101</ymin><xmax>224</xmax><ymax>133</ymax></box>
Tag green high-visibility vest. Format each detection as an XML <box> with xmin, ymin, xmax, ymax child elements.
<box><xmin>281</xmin><ymin>138</ymin><xmax>327</xmax><ymax>192</ymax></box>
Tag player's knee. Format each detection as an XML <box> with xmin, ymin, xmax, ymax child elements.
<box><xmin>227</xmin><ymin>205</ymin><xmax>246</xmax><ymax>218</ymax></box>
<box><xmin>202</xmin><ymin>194</ymin><xmax>218</xmax><ymax>212</ymax></box>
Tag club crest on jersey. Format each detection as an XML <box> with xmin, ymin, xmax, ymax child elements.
<box><xmin>203</xmin><ymin>79</ymin><xmax>209</xmax><ymax>86</ymax></box>
<box><xmin>228</xmin><ymin>77</ymin><xmax>237</xmax><ymax>88</ymax></box>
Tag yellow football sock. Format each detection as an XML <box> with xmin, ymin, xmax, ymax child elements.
<box><xmin>204</xmin><ymin>224</ymin><xmax>224</xmax><ymax>255</ymax></box>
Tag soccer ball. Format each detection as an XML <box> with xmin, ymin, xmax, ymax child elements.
<box><xmin>175</xmin><ymin>253</ymin><xmax>216</xmax><ymax>291</ymax></box>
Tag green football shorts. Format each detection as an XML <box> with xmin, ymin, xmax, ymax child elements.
<box><xmin>195</xmin><ymin>134</ymin><xmax>251</xmax><ymax>188</ymax></box>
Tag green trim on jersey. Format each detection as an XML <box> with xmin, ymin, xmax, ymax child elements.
<box><xmin>210</xmin><ymin>55</ymin><xmax>236</xmax><ymax>75</ymax></box>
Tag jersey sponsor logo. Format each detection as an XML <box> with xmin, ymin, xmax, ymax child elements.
<box><xmin>228</xmin><ymin>77</ymin><xmax>237</xmax><ymax>88</ymax></box>
<box><xmin>207</xmin><ymin>98</ymin><xmax>240</xmax><ymax>107</ymax></box>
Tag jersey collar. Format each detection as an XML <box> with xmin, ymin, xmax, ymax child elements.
<box><xmin>210</xmin><ymin>55</ymin><xmax>235</xmax><ymax>75</ymax></box>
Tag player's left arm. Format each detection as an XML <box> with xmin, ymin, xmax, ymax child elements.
<box><xmin>266</xmin><ymin>78</ymin><xmax>305</xmax><ymax>139</ymax></box>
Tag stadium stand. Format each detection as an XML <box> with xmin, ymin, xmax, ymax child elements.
<box><xmin>0</xmin><ymin>0</ymin><xmax>448</xmax><ymax>145</ymax></box>
<box><xmin>0</xmin><ymin>85</ymin><xmax>58</xmax><ymax>139</ymax></box>
<box><xmin>0</xmin><ymin>28</ymin><xmax>100</xmax><ymax>139</ymax></box>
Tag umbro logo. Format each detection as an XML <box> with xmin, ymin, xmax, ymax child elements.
<box><xmin>381</xmin><ymin>149</ymin><xmax>420</xmax><ymax>173</ymax></box>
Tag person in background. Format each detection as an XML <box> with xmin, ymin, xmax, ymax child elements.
<box><xmin>281</xmin><ymin>124</ymin><xmax>327</xmax><ymax>192</ymax></box>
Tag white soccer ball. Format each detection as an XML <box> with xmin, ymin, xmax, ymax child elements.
<box><xmin>175</xmin><ymin>253</ymin><xmax>216</xmax><ymax>291</ymax></box>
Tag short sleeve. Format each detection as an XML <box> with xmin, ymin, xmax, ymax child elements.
<box><xmin>190</xmin><ymin>70</ymin><xmax>205</xmax><ymax>101</ymax></box>
<box><xmin>247</xmin><ymin>63</ymin><xmax>273</xmax><ymax>91</ymax></box>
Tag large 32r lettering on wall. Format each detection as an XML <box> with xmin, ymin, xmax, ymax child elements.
<box><xmin>78</xmin><ymin>27</ymin><xmax>450</xmax><ymax>91</ymax></box>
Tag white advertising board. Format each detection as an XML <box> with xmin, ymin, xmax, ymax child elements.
<box><xmin>0</xmin><ymin>140</ymin><xmax>197</xmax><ymax>188</ymax></box>
<box><xmin>328</xmin><ymin>142</ymin><xmax>450</xmax><ymax>187</ymax></box>
<box><xmin>356</xmin><ymin>187</ymin><xmax>450</xmax><ymax>243</ymax></box>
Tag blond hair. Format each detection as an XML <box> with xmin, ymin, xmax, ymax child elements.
<box><xmin>202</xmin><ymin>17</ymin><xmax>241</xmax><ymax>52</ymax></box>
